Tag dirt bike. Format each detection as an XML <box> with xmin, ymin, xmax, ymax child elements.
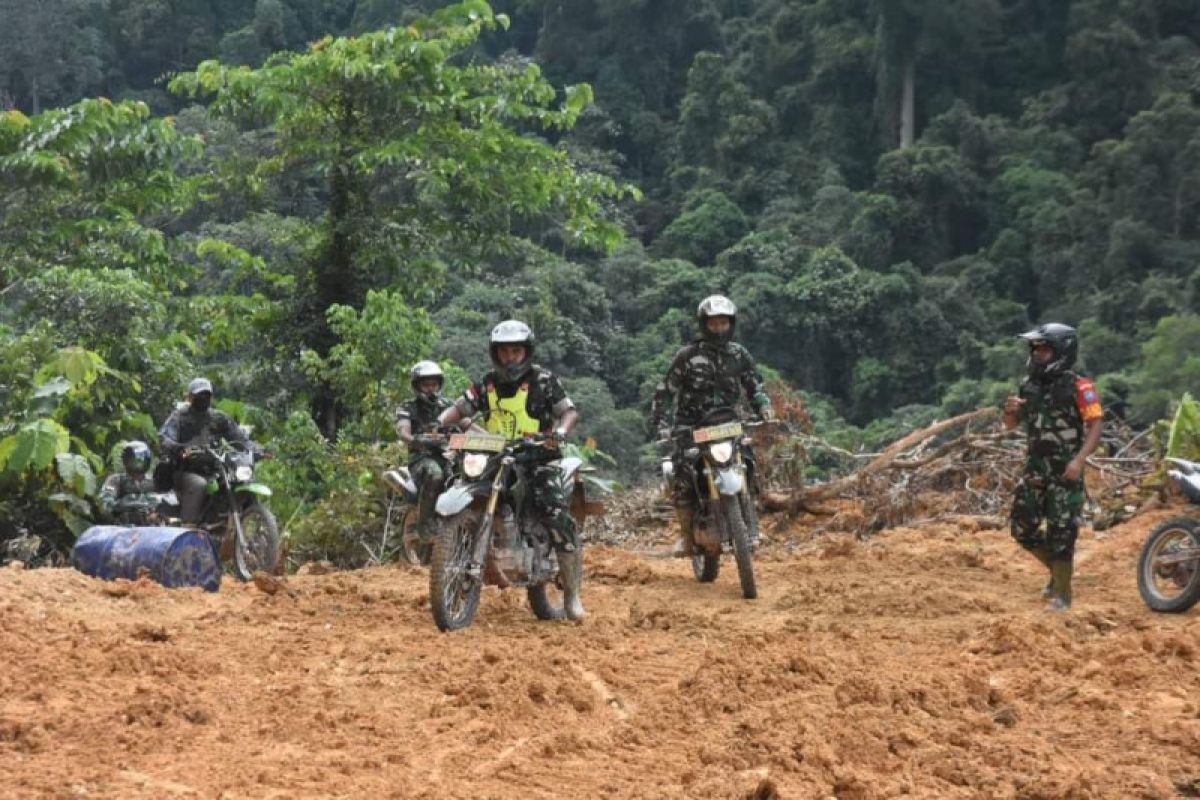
<box><xmin>660</xmin><ymin>408</ymin><xmax>762</xmax><ymax>600</ymax></box>
<box><xmin>428</xmin><ymin>431</ymin><xmax>587</xmax><ymax>631</ymax></box>
<box><xmin>166</xmin><ymin>443</ymin><xmax>281</xmax><ymax>581</ymax></box>
<box><xmin>382</xmin><ymin>433</ymin><xmax>455</xmax><ymax>566</ymax></box>
<box><xmin>1138</xmin><ymin>457</ymin><xmax>1200</xmax><ymax>613</ymax></box>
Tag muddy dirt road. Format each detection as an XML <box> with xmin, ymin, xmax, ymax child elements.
<box><xmin>3</xmin><ymin>510</ymin><xmax>1199</xmax><ymax>799</ymax></box>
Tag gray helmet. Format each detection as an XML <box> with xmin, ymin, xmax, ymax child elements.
<box><xmin>697</xmin><ymin>294</ymin><xmax>737</xmax><ymax>344</ymax></box>
<box><xmin>121</xmin><ymin>440</ymin><xmax>153</xmax><ymax>474</ymax></box>
<box><xmin>410</xmin><ymin>360</ymin><xmax>445</xmax><ymax>400</ymax></box>
<box><xmin>187</xmin><ymin>377</ymin><xmax>213</xmax><ymax>396</ymax></box>
<box><xmin>1019</xmin><ymin>323</ymin><xmax>1078</xmax><ymax>383</ymax></box>
<box><xmin>489</xmin><ymin>320</ymin><xmax>535</xmax><ymax>384</ymax></box>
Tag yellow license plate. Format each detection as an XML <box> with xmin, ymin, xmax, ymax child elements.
<box><xmin>693</xmin><ymin>421</ymin><xmax>743</xmax><ymax>443</ymax></box>
<box><xmin>448</xmin><ymin>433</ymin><xmax>507</xmax><ymax>452</ymax></box>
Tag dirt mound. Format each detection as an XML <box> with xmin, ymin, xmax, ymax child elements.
<box><xmin>3</xmin><ymin>508</ymin><xmax>1200</xmax><ymax>798</ymax></box>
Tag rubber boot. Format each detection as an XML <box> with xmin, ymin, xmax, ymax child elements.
<box><xmin>1048</xmin><ymin>560</ymin><xmax>1073</xmax><ymax>611</ymax></box>
<box><xmin>672</xmin><ymin>506</ymin><xmax>697</xmax><ymax>558</ymax></box>
<box><xmin>558</xmin><ymin>547</ymin><xmax>586</xmax><ymax>621</ymax></box>
<box><xmin>1029</xmin><ymin>545</ymin><xmax>1054</xmax><ymax>598</ymax></box>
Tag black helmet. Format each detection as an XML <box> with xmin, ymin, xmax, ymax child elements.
<box><xmin>410</xmin><ymin>360</ymin><xmax>445</xmax><ymax>401</ymax></box>
<box><xmin>697</xmin><ymin>294</ymin><xmax>737</xmax><ymax>345</ymax></box>
<box><xmin>1019</xmin><ymin>323</ymin><xmax>1078</xmax><ymax>382</ymax></box>
<box><xmin>121</xmin><ymin>441</ymin><xmax>153</xmax><ymax>474</ymax></box>
<box><xmin>489</xmin><ymin>320</ymin><xmax>535</xmax><ymax>384</ymax></box>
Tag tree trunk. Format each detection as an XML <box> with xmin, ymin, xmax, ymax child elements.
<box><xmin>30</xmin><ymin>74</ymin><xmax>41</xmax><ymax>116</ymax></box>
<box><xmin>899</xmin><ymin>54</ymin><xmax>915</xmax><ymax>149</ymax></box>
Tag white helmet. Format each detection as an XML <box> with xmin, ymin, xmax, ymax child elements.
<box><xmin>697</xmin><ymin>295</ymin><xmax>737</xmax><ymax>343</ymax></box>
<box><xmin>489</xmin><ymin>320</ymin><xmax>535</xmax><ymax>384</ymax></box>
<box><xmin>410</xmin><ymin>360</ymin><xmax>445</xmax><ymax>400</ymax></box>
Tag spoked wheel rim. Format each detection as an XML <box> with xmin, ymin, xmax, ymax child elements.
<box><xmin>1146</xmin><ymin>526</ymin><xmax>1199</xmax><ymax>601</ymax></box>
<box><xmin>441</xmin><ymin>524</ymin><xmax>478</xmax><ymax>624</ymax></box>
<box><xmin>399</xmin><ymin>508</ymin><xmax>431</xmax><ymax>566</ymax></box>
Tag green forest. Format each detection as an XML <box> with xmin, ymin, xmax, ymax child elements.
<box><xmin>3</xmin><ymin>0</ymin><xmax>1200</xmax><ymax>564</ymax></box>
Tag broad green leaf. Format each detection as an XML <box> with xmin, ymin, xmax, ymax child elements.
<box><xmin>6</xmin><ymin>419</ymin><xmax>71</xmax><ymax>473</ymax></box>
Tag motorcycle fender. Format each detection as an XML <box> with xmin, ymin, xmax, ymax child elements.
<box><xmin>234</xmin><ymin>482</ymin><xmax>272</xmax><ymax>497</ymax></box>
<box><xmin>436</xmin><ymin>483</ymin><xmax>489</xmax><ymax>517</ymax></box>
<box><xmin>714</xmin><ymin>466</ymin><xmax>745</xmax><ymax>496</ymax></box>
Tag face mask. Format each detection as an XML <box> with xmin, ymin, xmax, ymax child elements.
<box><xmin>191</xmin><ymin>395</ymin><xmax>212</xmax><ymax>413</ymax></box>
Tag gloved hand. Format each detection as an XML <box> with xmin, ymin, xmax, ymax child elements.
<box><xmin>655</xmin><ymin>425</ymin><xmax>671</xmax><ymax>442</ymax></box>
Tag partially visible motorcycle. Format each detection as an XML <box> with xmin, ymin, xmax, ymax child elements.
<box><xmin>1138</xmin><ymin>457</ymin><xmax>1200</xmax><ymax>613</ymax></box>
<box><xmin>660</xmin><ymin>408</ymin><xmax>763</xmax><ymax>600</ymax></box>
<box><xmin>382</xmin><ymin>430</ymin><xmax>455</xmax><ymax>566</ymax></box>
<box><xmin>428</xmin><ymin>431</ymin><xmax>587</xmax><ymax>631</ymax></box>
<box><xmin>164</xmin><ymin>444</ymin><xmax>280</xmax><ymax>581</ymax></box>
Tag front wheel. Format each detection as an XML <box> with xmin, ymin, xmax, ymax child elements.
<box><xmin>721</xmin><ymin>497</ymin><xmax>757</xmax><ymax>600</ymax></box>
<box><xmin>691</xmin><ymin>549</ymin><xmax>719</xmax><ymax>582</ymax></box>
<box><xmin>429</xmin><ymin>510</ymin><xmax>485</xmax><ymax>631</ymax></box>
<box><xmin>232</xmin><ymin>502</ymin><xmax>281</xmax><ymax>581</ymax></box>
<box><xmin>1138</xmin><ymin>517</ymin><xmax>1200</xmax><ymax>613</ymax></box>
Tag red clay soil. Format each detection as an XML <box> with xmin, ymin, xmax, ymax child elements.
<box><xmin>2</xmin><ymin>509</ymin><xmax>1199</xmax><ymax>799</ymax></box>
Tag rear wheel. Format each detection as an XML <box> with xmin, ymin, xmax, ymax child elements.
<box><xmin>232</xmin><ymin>502</ymin><xmax>280</xmax><ymax>581</ymax></box>
<box><xmin>1138</xmin><ymin>517</ymin><xmax>1200</xmax><ymax>613</ymax></box>
<box><xmin>721</xmin><ymin>498</ymin><xmax>757</xmax><ymax>600</ymax></box>
<box><xmin>527</xmin><ymin>580</ymin><xmax>566</xmax><ymax>620</ymax></box>
<box><xmin>398</xmin><ymin>505</ymin><xmax>432</xmax><ymax>566</ymax></box>
<box><xmin>429</xmin><ymin>510</ymin><xmax>485</xmax><ymax>631</ymax></box>
<box><xmin>691</xmin><ymin>550</ymin><xmax>719</xmax><ymax>582</ymax></box>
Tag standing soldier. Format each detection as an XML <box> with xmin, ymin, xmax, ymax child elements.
<box><xmin>98</xmin><ymin>441</ymin><xmax>158</xmax><ymax>524</ymax></box>
<box><xmin>649</xmin><ymin>295</ymin><xmax>773</xmax><ymax>557</ymax></box>
<box><xmin>1003</xmin><ymin>323</ymin><xmax>1104</xmax><ymax>610</ymax></box>
<box><xmin>395</xmin><ymin>360</ymin><xmax>454</xmax><ymax>543</ymax></box>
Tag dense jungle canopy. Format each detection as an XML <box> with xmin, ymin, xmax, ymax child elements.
<box><xmin>2</xmin><ymin>0</ymin><xmax>1200</xmax><ymax>563</ymax></box>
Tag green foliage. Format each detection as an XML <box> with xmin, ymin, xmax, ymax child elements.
<box><xmin>1129</xmin><ymin>315</ymin><xmax>1200</xmax><ymax>424</ymax></box>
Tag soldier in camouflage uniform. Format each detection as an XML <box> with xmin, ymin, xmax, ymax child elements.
<box><xmin>395</xmin><ymin>360</ymin><xmax>454</xmax><ymax>542</ymax></box>
<box><xmin>650</xmin><ymin>295</ymin><xmax>774</xmax><ymax>557</ymax></box>
<box><xmin>159</xmin><ymin>378</ymin><xmax>254</xmax><ymax>523</ymax></box>
<box><xmin>98</xmin><ymin>441</ymin><xmax>159</xmax><ymax>524</ymax></box>
<box><xmin>1003</xmin><ymin>323</ymin><xmax>1104</xmax><ymax>610</ymax></box>
<box><xmin>438</xmin><ymin>320</ymin><xmax>586</xmax><ymax>620</ymax></box>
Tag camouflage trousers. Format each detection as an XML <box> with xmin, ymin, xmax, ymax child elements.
<box><xmin>409</xmin><ymin>456</ymin><xmax>447</xmax><ymax>537</ymax></box>
<box><xmin>1009</xmin><ymin>468</ymin><xmax>1085</xmax><ymax>561</ymax></box>
<box><xmin>528</xmin><ymin>462</ymin><xmax>579</xmax><ymax>552</ymax></box>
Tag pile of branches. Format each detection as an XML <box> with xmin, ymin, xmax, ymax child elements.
<box><xmin>760</xmin><ymin>407</ymin><xmax>1159</xmax><ymax>538</ymax></box>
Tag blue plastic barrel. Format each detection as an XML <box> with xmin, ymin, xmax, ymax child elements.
<box><xmin>72</xmin><ymin>526</ymin><xmax>222</xmax><ymax>592</ymax></box>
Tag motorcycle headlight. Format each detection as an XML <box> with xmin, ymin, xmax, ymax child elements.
<box><xmin>463</xmin><ymin>453</ymin><xmax>489</xmax><ymax>478</ymax></box>
<box><xmin>234</xmin><ymin>464</ymin><xmax>254</xmax><ymax>482</ymax></box>
<box><xmin>708</xmin><ymin>441</ymin><xmax>734</xmax><ymax>464</ymax></box>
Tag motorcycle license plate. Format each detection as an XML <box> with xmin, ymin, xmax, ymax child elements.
<box><xmin>448</xmin><ymin>432</ymin><xmax>507</xmax><ymax>452</ymax></box>
<box><xmin>693</xmin><ymin>421</ymin><xmax>743</xmax><ymax>443</ymax></box>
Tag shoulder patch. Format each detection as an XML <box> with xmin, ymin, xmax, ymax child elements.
<box><xmin>1075</xmin><ymin>377</ymin><xmax>1103</xmax><ymax>422</ymax></box>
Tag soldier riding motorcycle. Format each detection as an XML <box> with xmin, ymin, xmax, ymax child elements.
<box><xmin>158</xmin><ymin>378</ymin><xmax>280</xmax><ymax>580</ymax></box>
<box><xmin>659</xmin><ymin>408</ymin><xmax>764</xmax><ymax>599</ymax></box>
<box><xmin>431</xmin><ymin>320</ymin><xmax>586</xmax><ymax>630</ymax></box>
<box><xmin>650</xmin><ymin>295</ymin><xmax>773</xmax><ymax>599</ymax></box>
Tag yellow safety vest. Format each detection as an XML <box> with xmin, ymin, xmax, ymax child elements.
<box><xmin>485</xmin><ymin>382</ymin><xmax>541</xmax><ymax>441</ymax></box>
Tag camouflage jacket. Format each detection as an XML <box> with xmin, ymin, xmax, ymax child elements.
<box><xmin>650</xmin><ymin>339</ymin><xmax>771</xmax><ymax>430</ymax></box>
<box><xmin>98</xmin><ymin>473</ymin><xmax>158</xmax><ymax>518</ymax></box>
<box><xmin>395</xmin><ymin>395</ymin><xmax>453</xmax><ymax>462</ymax></box>
<box><xmin>1015</xmin><ymin>370</ymin><xmax>1103</xmax><ymax>474</ymax></box>
<box><xmin>158</xmin><ymin>404</ymin><xmax>250</xmax><ymax>461</ymax></box>
<box><xmin>454</xmin><ymin>367</ymin><xmax>574</xmax><ymax>431</ymax></box>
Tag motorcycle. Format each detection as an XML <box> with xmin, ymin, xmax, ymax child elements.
<box><xmin>382</xmin><ymin>431</ymin><xmax>455</xmax><ymax>566</ymax></box>
<box><xmin>1137</xmin><ymin>457</ymin><xmax>1200</xmax><ymax>612</ymax></box>
<box><xmin>166</xmin><ymin>443</ymin><xmax>281</xmax><ymax>581</ymax></box>
<box><xmin>428</xmin><ymin>431</ymin><xmax>587</xmax><ymax>631</ymax></box>
<box><xmin>660</xmin><ymin>409</ymin><xmax>762</xmax><ymax>600</ymax></box>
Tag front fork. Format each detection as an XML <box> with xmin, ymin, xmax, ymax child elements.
<box><xmin>467</xmin><ymin>456</ymin><xmax>513</xmax><ymax>578</ymax></box>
